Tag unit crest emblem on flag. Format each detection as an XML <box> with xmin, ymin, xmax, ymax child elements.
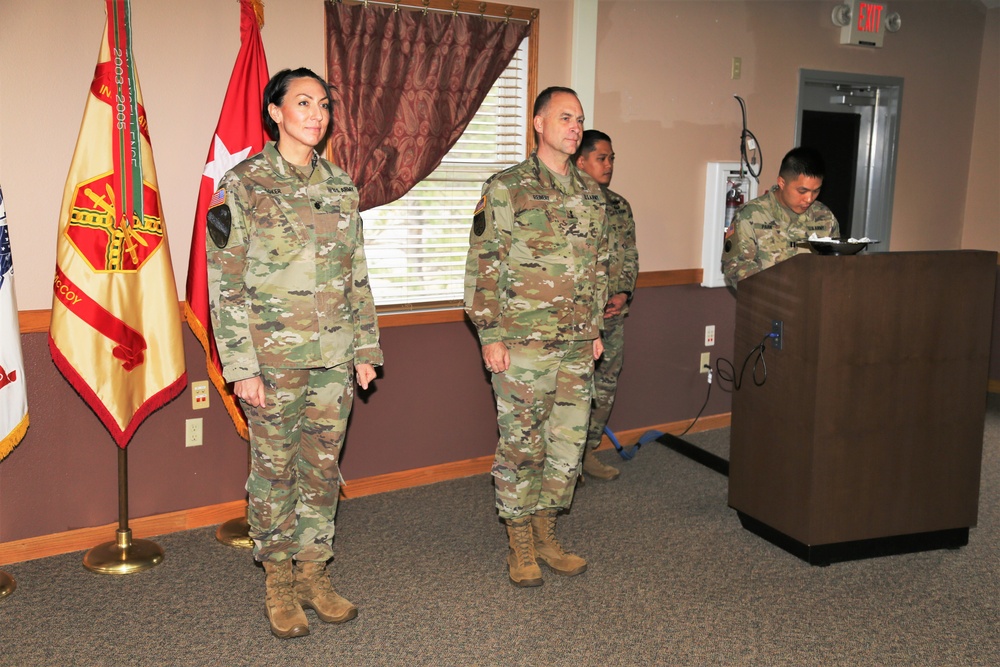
<box><xmin>66</xmin><ymin>172</ymin><xmax>163</xmax><ymax>272</ymax></box>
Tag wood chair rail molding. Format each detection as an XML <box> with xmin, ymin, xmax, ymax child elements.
<box><xmin>18</xmin><ymin>268</ymin><xmax>704</xmax><ymax>334</ymax></box>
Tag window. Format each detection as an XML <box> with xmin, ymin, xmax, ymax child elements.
<box><xmin>363</xmin><ymin>37</ymin><xmax>530</xmax><ymax>308</ymax></box>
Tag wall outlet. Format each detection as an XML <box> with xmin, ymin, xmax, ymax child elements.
<box><xmin>705</xmin><ymin>325</ymin><xmax>716</xmax><ymax>347</ymax></box>
<box><xmin>731</xmin><ymin>56</ymin><xmax>742</xmax><ymax>80</ymax></box>
<box><xmin>771</xmin><ymin>319</ymin><xmax>783</xmax><ymax>350</ymax></box>
<box><xmin>191</xmin><ymin>381</ymin><xmax>210</xmax><ymax>410</ymax></box>
<box><xmin>185</xmin><ymin>418</ymin><xmax>203</xmax><ymax>447</ymax></box>
<box><xmin>700</xmin><ymin>352</ymin><xmax>711</xmax><ymax>373</ymax></box>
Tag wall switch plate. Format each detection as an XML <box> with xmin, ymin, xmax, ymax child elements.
<box><xmin>705</xmin><ymin>325</ymin><xmax>716</xmax><ymax>346</ymax></box>
<box><xmin>185</xmin><ymin>418</ymin><xmax>203</xmax><ymax>447</ymax></box>
<box><xmin>191</xmin><ymin>381</ymin><xmax>210</xmax><ymax>410</ymax></box>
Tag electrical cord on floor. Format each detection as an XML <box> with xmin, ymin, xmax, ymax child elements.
<box><xmin>606</xmin><ymin>331</ymin><xmax>778</xmax><ymax>459</ymax></box>
<box><xmin>734</xmin><ymin>95</ymin><xmax>762</xmax><ymax>181</ymax></box>
<box><xmin>676</xmin><ymin>366</ymin><xmax>714</xmax><ymax>437</ymax></box>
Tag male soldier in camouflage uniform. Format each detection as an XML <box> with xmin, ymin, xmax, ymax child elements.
<box><xmin>574</xmin><ymin>130</ymin><xmax>639</xmax><ymax>481</ymax></box>
<box><xmin>722</xmin><ymin>147</ymin><xmax>839</xmax><ymax>287</ymax></box>
<box><xmin>208</xmin><ymin>69</ymin><xmax>381</xmax><ymax>638</ymax></box>
<box><xmin>464</xmin><ymin>87</ymin><xmax>609</xmax><ymax>587</ymax></box>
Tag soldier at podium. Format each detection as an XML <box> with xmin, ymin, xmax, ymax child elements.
<box><xmin>721</xmin><ymin>147</ymin><xmax>839</xmax><ymax>287</ymax></box>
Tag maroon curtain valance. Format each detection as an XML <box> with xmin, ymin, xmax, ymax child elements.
<box><xmin>325</xmin><ymin>1</ymin><xmax>530</xmax><ymax>211</ymax></box>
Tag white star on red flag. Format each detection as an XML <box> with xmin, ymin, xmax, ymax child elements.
<box><xmin>203</xmin><ymin>134</ymin><xmax>252</xmax><ymax>190</ymax></box>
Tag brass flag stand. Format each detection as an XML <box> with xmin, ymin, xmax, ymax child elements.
<box><xmin>216</xmin><ymin>448</ymin><xmax>253</xmax><ymax>549</ymax></box>
<box><xmin>83</xmin><ymin>447</ymin><xmax>163</xmax><ymax>574</ymax></box>
<box><xmin>215</xmin><ymin>514</ymin><xmax>253</xmax><ymax>549</ymax></box>
<box><xmin>0</xmin><ymin>570</ymin><xmax>15</xmax><ymax>598</ymax></box>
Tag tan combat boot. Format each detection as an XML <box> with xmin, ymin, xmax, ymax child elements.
<box><xmin>505</xmin><ymin>517</ymin><xmax>543</xmax><ymax>587</ymax></box>
<box><xmin>294</xmin><ymin>561</ymin><xmax>358</xmax><ymax>624</ymax></box>
<box><xmin>583</xmin><ymin>447</ymin><xmax>620</xmax><ymax>480</ymax></box>
<box><xmin>262</xmin><ymin>560</ymin><xmax>309</xmax><ymax>638</ymax></box>
<box><xmin>531</xmin><ymin>509</ymin><xmax>587</xmax><ymax>576</ymax></box>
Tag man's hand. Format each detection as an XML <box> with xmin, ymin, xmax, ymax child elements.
<box><xmin>482</xmin><ymin>342</ymin><xmax>510</xmax><ymax>374</ymax></box>
<box><xmin>356</xmin><ymin>363</ymin><xmax>376</xmax><ymax>390</ymax></box>
<box><xmin>603</xmin><ymin>293</ymin><xmax>629</xmax><ymax>318</ymax></box>
<box><xmin>592</xmin><ymin>337</ymin><xmax>604</xmax><ymax>360</ymax></box>
<box><xmin>233</xmin><ymin>376</ymin><xmax>266</xmax><ymax>408</ymax></box>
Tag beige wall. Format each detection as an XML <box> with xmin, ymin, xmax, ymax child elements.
<box><xmin>1</xmin><ymin>0</ymin><xmax>996</xmax><ymax>310</ymax></box>
<box><xmin>963</xmin><ymin>6</ymin><xmax>1000</xmax><ymax>251</ymax></box>
<box><xmin>593</xmin><ymin>0</ymin><xmax>997</xmax><ymax>271</ymax></box>
<box><xmin>1</xmin><ymin>0</ymin><xmax>327</xmax><ymax>311</ymax></box>
<box><xmin>0</xmin><ymin>0</ymin><xmax>576</xmax><ymax>311</ymax></box>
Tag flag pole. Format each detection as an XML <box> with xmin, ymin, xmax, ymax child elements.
<box><xmin>0</xmin><ymin>570</ymin><xmax>14</xmax><ymax>598</ymax></box>
<box><xmin>215</xmin><ymin>449</ymin><xmax>253</xmax><ymax>549</ymax></box>
<box><xmin>188</xmin><ymin>0</ymin><xmax>269</xmax><ymax>551</ymax></box>
<box><xmin>83</xmin><ymin>446</ymin><xmax>163</xmax><ymax>574</ymax></box>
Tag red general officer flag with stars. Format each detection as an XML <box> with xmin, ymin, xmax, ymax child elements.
<box><xmin>49</xmin><ymin>0</ymin><xmax>186</xmax><ymax>448</ymax></box>
<box><xmin>184</xmin><ymin>0</ymin><xmax>270</xmax><ymax>440</ymax></box>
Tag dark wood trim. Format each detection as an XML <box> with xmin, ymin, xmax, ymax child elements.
<box><xmin>636</xmin><ymin>268</ymin><xmax>703</xmax><ymax>288</ymax></box>
<box><xmin>19</xmin><ymin>268</ymin><xmax>705</xmax><ymax>334</ymax></box>
<box><xmin>18</xmin><ymin>310</ymin><xmax>50</xmax><ymax>334</ymax></box>
<box><xmin>339</xmin><ymin>0</ymin><xmax>538</xmax><ymax>23</ymax></box>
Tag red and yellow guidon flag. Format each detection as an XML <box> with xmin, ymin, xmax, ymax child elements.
<box><xmin>184</xmin><ymin>0</ymin><xmax>270</xmax><ymax>440</ymax></box>
<box><xmin>49</xmin><ymin>0</ymin><xmax>186</xmax><ymax>448</ymax></box>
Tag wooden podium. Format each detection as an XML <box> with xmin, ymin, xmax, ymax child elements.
<box><xmin>728</xmin><ymin>250</ymin><xmax>997</xmax><ymax>565</ymax></box>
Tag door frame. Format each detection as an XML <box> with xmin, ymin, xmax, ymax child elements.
<box><xmin>796</xmin><ymin>69</ymin><xmax>904</xmax><ymax>250</ymax></box>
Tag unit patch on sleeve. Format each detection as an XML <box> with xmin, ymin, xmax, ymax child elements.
<box><xmin>473</xmin><ymin>195</ymin><xmax>487</xmax><ymax>236</ymax></box>
<box><xmin>207</xmin><ymin>188</ymin><xmax>233</xmax><ymax>248</ymax></box>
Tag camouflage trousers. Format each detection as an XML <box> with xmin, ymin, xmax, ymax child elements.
<box><xmin>242</xmin><ymin>364</ymin><xmax>353</xmax><ymax>563</ymax></box>
<box><xmin>490</xmin><ymin>339</ymin><xmax>595</xmax><ymax>520</ymax></box>
<box><xmin>585</xmin><ymin>314</ymin><xmax>626</xmax><ymax>450</ymax></box>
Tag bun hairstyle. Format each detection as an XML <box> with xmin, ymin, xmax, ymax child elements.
<box><xmin>262</xmin><ymin>67</ymin><xmax>334</xmax><ymax>140</ymax></box>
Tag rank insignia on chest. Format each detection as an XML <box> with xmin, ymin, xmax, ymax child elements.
<box><xmin>473</xmin><ymin>195</ymin><xmax>487</xmax><ymax>236</ymax></box>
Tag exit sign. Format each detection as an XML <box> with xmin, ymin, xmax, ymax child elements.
<box><xmin>841</xmin><ymin>0</ymin><xmax>887</xmax><ymax>47</ymax></box>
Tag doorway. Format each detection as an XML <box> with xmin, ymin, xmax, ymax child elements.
<box><xmin>796</xmin><ymin>70</ymin><xmax>903</xmax><ymax>249</ymax></box>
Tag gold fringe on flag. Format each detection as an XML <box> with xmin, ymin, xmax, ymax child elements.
<box><xmin>0</xmin><ymin>414</ymin><xmax>29</xmax><ymax>461</ymax></box>
<box><xmin>249</xmin><ymin>0</ymin><xmax>265</xmax><ymax>28</ymax></box>
<box><xmin>184</xmin><ymin>303</ymin><xmax>249</xmax><ymax>440</ymax></box>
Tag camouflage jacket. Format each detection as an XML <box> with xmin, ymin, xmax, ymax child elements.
<box><xmin>207</xmin><ymin>142</ymin><xmax>382</xmax><ymax>382</ymax></box>
<box><xmin>464</xmin><ymin>154</ymin><xmax>610</xmax><ymax>345</ymax></box>
<box><xmin>604</xmin><ymin>187</ymin><xmax>639</xmax><ymax>317</ymax></box>
<box><xmin>721</xmin><ymin>185</ymin><xmax>839</xmax><ymax>286</ymax></box>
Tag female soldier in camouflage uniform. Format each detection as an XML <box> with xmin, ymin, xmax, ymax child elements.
<box><xmin>207</xmin><ymin>68</ymin><xmax>382</xmax><ymax>639</ymax></box>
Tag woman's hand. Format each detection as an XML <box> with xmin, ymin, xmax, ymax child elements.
<box><xmin>481</xmin><ymin>342</ymin><xmax>510</xmax><ymax>374</ymax></box>
<box><xmin>233</xmin><ymin>376</ymin><xmax>266</xmax><ymax>408</ymax></box>
<box><xmin>356</xmin><ymin>363</ymin><xmax>376</xmax><ymax>390</ymax></box>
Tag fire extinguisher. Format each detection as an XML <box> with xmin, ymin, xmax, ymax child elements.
<box><xmin>725</xmin><ymin>180</ymin><xmax>744</xmax><ymax>228</ymax></box>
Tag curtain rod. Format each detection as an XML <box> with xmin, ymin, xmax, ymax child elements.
<box><xmin>332</xmin><ymin>0</ymin><xmax>537</xmax><ymax>25</ymax></box>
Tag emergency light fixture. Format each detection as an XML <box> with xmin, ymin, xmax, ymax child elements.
<box><xmin>831</xmin><ymin>1</ymin><xmax>901</xmax><ymax>48</ymax></box>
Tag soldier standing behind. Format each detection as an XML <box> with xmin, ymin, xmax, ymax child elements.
<box><xmin>722</xmin><ymin>146</ymin><xmax>839</xmax><ymax>287</ymax></box>
<box><xmin>574</xmin><ymin>130</ymin><xmax>639</xmax><ymax>481</ymax></box>
<box><xmin>207</xmin><ymin>68</ymin><xmax>382</xmax><ymax>638</ymax></box>
<box><xmin>464</xmin><ymin>87</ymin><xmax>609</xmax><ymax>587</ymax></box>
